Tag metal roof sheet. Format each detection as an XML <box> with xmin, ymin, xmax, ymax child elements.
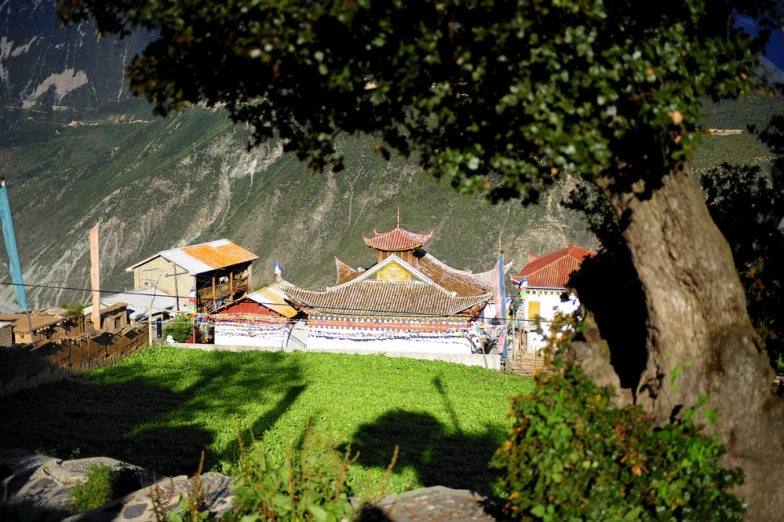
<box><xmin>247</xmin><ymin>281</ymin><xmax>299</xmax><ymax>318</ymax></box>
<box><xmin>126</xmin><ymin>239</ymin><xmax>258</xmax><ymax>275</ymax></box>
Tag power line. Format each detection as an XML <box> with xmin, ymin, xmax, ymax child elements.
<box><xmin>0</xmin><ymin>280</ymin><xmax>557</xmax><ymax>322</ymax></box>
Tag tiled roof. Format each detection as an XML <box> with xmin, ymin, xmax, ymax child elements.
<box><xmin>517</xmin><ymin>244</ymin><xmax>594</xmax><ymax>288</ymax></box>
<box><xmin>283</xmin><ymin>281</ymin><xmax>489</xmax><ymax>316</ymax></box>
<box><xmin>126</xmin><ymin>239</ymin><xmax>258</xmax><ymax>275</ymax></box>
<box><xmin>335</xmin><ymin>258</ymin><xmax>363</xmax><ymax>285</ymax></box>
<box><xmin>363</xmin><ymin>226</ymin><xmax>434</xmax><ymax>251</ymax></box>
<box><xmin>416</xmin><ymin>254</ymin><xmax>493</xmax><ymax>295</ymax></box>
<box><xmin>246</xmin><ymin>280</ymin><xmax>299</xmax><ymax>318</ymax></box>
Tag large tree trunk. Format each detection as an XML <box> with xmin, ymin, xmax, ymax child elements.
<box><xmin>595</xmin><ymin>165</ymin><xmax>784</xmax><ymax>521</ymax></box>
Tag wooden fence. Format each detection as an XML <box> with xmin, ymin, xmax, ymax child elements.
<box><xmin>0</xmin><ymin>325</ymin><xmax>148</xmax><ymax>396</ymax></box>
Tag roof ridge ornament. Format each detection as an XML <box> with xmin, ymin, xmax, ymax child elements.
<box><xmin>396</xmin><ymin>205</ymin><xmax>401</xmax><ymax>228</ymax></box>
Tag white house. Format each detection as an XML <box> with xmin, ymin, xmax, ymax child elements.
<box><xmin>514</xmin><ymin>243</ymin><xmax>594</xmax><ymax>353</ymax></box>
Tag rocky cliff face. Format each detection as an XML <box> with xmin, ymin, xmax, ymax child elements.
<box><xmin>0</xmin><ymin>0</ymin><xmax>148</xmax><ymax>116</ymax></box>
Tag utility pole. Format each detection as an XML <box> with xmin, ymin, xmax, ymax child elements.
<box><xmin>142</xmin><ymin>268</ymin><xmax>160</xmax><ymax>345</ymax></box>
<box><xmin>162</xmin><ymin>264</ymin><xmax>189</xmax><ymax>315</ymax></box>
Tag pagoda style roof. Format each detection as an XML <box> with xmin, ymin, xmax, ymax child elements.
<box><xmin>285</xmin><ymin>254</ymin><xmax>491</xmax><ymax>316</ymax></box>
<box><xmin>363</xmin><ymin>226</ymin><xmax>434</xmax><ymax>252</ymax></box>
<box><xmin>516</xmin><ymin>243</ymin><xmax>594</xmax><ymax>289</ymax></box>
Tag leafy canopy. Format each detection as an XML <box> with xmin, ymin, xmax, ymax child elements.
<box><xmin>58</xmin><ymin>0</ymin><xmax>781</xmax><ymax>200</ymax></box>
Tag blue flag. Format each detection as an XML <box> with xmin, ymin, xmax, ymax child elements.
<box><xmin>0</xmin><ymin>181</ymin><xmax>28</xmax><ymax>311</ymax></box>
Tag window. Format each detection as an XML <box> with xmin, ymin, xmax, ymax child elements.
<box><xmin>528</xmin><ymin>301</ymin><xmax>540</xmax><ymax>319</ymax></box>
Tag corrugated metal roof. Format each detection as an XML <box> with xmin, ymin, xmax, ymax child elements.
<box><xmin>247</xmin><ymin>281</ymin><xmax>299</xmax><ymax>318</ymax></box>
<box><xmin>82</xmin><ymin>288</ymin><xmax>180</xmax><ymax>316</ymax></box>
<box><xmin>517</xmin><ymin>244</ymin><xmax>594</xmax><ymax>288</ymax></box>
<box><xmin>126</xmin><ymin>239</ymin><xmax>258</xmax><ymax>275</ymax></box>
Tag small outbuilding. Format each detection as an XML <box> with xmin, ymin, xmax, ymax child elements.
<box><xmin>213</xmin><ymin>281</ymin><xmax>303</xmax><ymax>348</ymax></box>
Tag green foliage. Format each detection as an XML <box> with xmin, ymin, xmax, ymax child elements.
<box><xmin>67</xmin><ymin>463</ymin><xmax>148</xmax><ymax>513</ymax></box>
<box><xmin>58</xmin><ymin>301</ymin><xmax>86</xmax><ymax>319</ymax></box>
<box><xmin>221</xmin><ymin>430</ymin><xmax>364</xmax><ymax>522</ymax></box>
<box><xmin>58</xmin><ymin>0</ymin><xmax>781</xmax><ymax>202</ymax></box>
<box><xmin>0</xmin><ymin>348</ymin><xmax>530</xmax><ymax>496</ymax></box>
<box><xmin>701</xmin><ymin>164</ymin><xmax>784</xmax><ymax>369</ymax></box>
<box><xmin>164</xmin><ymin>316</ymin><xmax>194</xmax><ymax>343</ymax></box>
<box><xmin>491</xmin><ymin>319</ymin><xmax>745</xmax><ymax>522</ymax></box>
<box><xmin>67</xmin><ymin>464</ymin><xmax>114</xmax><ymax>512</ymax></box>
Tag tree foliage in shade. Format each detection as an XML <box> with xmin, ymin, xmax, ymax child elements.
<box><xmin>57</xmin><ymin>0</ymin><xmax>777</xmax><ymax>198</ymax></box>
<box><xmin>701</xmin><ymin>162</ymin><xmax>784</xmax><ymax>370</ymax></box>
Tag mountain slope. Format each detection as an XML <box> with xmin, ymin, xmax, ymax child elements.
<box><xmin>0</xmin><ymin>106</ymin><xmax>593</xmax><ymax>310</ymax></box>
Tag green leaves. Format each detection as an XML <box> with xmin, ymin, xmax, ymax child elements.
<box><xmin>492</xmin><ymin>361</ymin><xmax>745</xmax><ymax>521</ymax></box>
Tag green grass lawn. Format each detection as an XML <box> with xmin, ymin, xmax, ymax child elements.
<box><xmin>0</xmin><ymin>347</ymin><xmax>533</xmax><ymax>496</ymax></box>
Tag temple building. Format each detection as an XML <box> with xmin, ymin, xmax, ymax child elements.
<box><xmin>283</xmin><ymin>212</ymin><xmax>506</xmax><ymax>354</ymax></box>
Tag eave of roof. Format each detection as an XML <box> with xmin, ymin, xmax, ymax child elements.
<box><xmin>283</xmin><ymin>281</ymin><xmax>490</xmax><ymax>317</ymax></box>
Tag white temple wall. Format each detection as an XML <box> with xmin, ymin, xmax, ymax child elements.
<box><xmin>215</xmin><ymin>321</ymin><xmax>291</xmax><ymax>349</ymax></box>
<box><xmin>307</xmin><ymin>328</ymin><xmax>473</xmax><ymax>354</ymax></box>
<box><xmin>523</xmin><ymin>290</ymin><xmax>580</xmax><ymax>353</ymax></box>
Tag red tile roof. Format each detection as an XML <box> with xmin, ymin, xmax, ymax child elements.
<box><xmin>363</xmin><ymin>226</ymin><xmax>434</xmax><ymax>252</ymax></box>
<box><xmin>517</xmin><ymin>244</ymin><xmax>594</xmax><ymax>288</ymax></box>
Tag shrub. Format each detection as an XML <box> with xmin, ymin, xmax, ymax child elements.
<box><xmin>222</xmin><ymin>430</ymin><xmax>360</xmax><ymax>522</ymax></box>
<box><xmin>67</xmin><ymin>463</ymin><xmax>147</xmax><ymax>512</ymax></box>
<box><xmin>491</xmin><ymin>316</ymin><xmax>745</xmax><ymax>522</ymax></box>
<box><xmin>164</xmin><ymin>315</ymin><xmax>193</xmax><ymax>343</ymax></box>
<box><xmin>67</xmin><ymin>464</ymin><xmax>113</xmax><ymax>512</ymax></box>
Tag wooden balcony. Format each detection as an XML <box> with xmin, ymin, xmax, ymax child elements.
<box><xmin>197</xmin><ymin>279</ymin><xmax>248</xmax><ymax>301</ymax></box>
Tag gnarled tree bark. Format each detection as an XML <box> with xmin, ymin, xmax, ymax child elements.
<box><xmin>594</xmin><ymin>165</ymin><xmax>784</xmax><ymax>521</ymax></box>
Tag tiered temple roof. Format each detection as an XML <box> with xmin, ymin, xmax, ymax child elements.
<box><xmin>285</xmin><ymin>255</ymin><xmax>491</xmax><ymax>316</ymax></box>
<box><xmin>362</xmin><ymin>227</ymin><xmax>434</xmax><ymax>252</ymax></box>
<box><xmin>361</xmin><ymin>208</ymin><xmax>434</xmax><ymax>252</ymax></box>
<box><xmin>289</xmin><ymin>215</ymin><xmax>505</xmax><ymax>317</ymax></box>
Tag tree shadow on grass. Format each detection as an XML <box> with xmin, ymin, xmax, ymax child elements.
<box><xmin>348</xmin><ymin>410</ymin><xmax>505</xmax><ymax>496</ymax></box>
<box><xmin>0</xmin><ymin>349</ymin><xmax>306</xmax><ymax>478</ymax></box>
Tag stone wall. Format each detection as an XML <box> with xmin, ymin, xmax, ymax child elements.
<box><xmin>0</xmin><ymin>325</ymin><xmax>149</xmax><ymax>396</ymax></box>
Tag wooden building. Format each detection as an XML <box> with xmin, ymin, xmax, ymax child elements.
<box><xmin>0</xmin><ymin>313</ymin><xmax>72</xmax><ymax>345</ymax></box>
<box><xmin>0</xmin><ymin>321</ymin><xmax>13</xmax><ymax>347</ymax></box>
<box><xmin>126</xmin><ymin>239</ymin><xmax>258</xmax><ymax>312</ymax></box>
<box><xmin>283</xmin><ymin>214</ymin><xmax>499</xmax><ymax>354</ymax></box>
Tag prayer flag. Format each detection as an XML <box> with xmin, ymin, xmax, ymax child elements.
<box><xmin>0</xmin><ymin>180</ymin><xmax>28</xmax><ymax>311</ymax></box>
<box><xmin>493</xmin><ymin>254</ymin><xmax>507</xmax><ymax>358</ymax></box>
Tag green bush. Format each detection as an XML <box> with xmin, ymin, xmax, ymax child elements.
<box><xmin>221</xmin><ymin>430</ymin><xmax>362</xmax><ymax>522</ymax></box>
<box><xmin>67</xmin><ymin>463</ymin><xmax>147</xmax><ymax>513</ymax></box>
<box><xmin>491</xmin><ymin>335</ymin><xmax>745</xmax><ymax>521</ymax></box>
<box><xmin>67</xmin><ymin>464</ymin><xmax>113</xmax><ymax>512</ymax></box>
<box><xmin>164</xmin><ymin>315</ymin><xmax>193</xmax><ymax>343</ymax></box>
